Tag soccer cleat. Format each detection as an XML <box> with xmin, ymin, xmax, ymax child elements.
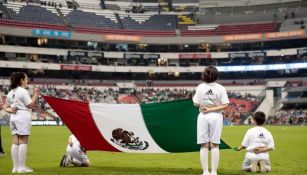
<box><xmin>251</xmin><ymin>160</ymin><xmax>258</xmax><ymax>173</ymax></box>
<box><xmin>259</xmin><ymin>160</ymin><xmax>267</xmax><ymax>173</ymax></box>
<box><xmin>64</xmin><ymin>155</ymin><xmax>72</xmax><ymax>166</ymax></box>
<box><xmin>202</xmin><ymin>171</ymin><xmax>210</xmax><ymax>175</ymax></box>
<box><xmin>12</xmin><ymin>168</ymin><xmax>18</xmax><ymax>173</ymax></box>
<box><xmin>60</xmin><ymin>155</ymin><xmax>67</xmax><ymax>167</ymax></box>
<box><xmin>17</xmin><ymin>167</ymin><xmax>33</xmax><ymax>173</ymax></box>
<box><xmin>210</xmin><ymin>172</ymin><xmax>217</xmax><ymax>175</ymax></box>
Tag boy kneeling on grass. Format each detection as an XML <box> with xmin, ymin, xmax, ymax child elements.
<box><xmin>60</xmin><ymin>134</ymin><xmax>90</xmax><ymax>167</ymax></box>
<box><xmin>234</xmin><ymin>111</ymin><xmax>275</xmax><ymax>173</ymax></box>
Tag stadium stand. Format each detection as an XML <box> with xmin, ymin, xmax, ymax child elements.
<box><xmin>0</xmin><ymin>0</ymin><xmax>288</xmax><ymax>37</ymax></box>
<box><xmin>181</xmin><ymin>22</ymin><xmax>276</xmax><ymax>36</ymax></box>
<box><xmin>0</xmin><ymin>1</ymin><xmax>69</xmax><ymax>30</ymax></box>
<box><xmin>199</xmin><ymin>0</ymin><xmax>307</xmax><ymax>24</ymax></box>
<box><xmin>105</xmin><ymin>2</ymin><xmax>120</xmax><ymax>11</ymax></box>
<box><xmin>3</xmin><ymin>2</ymin><xmax>66</xmax><ymax>25</ymax></box>
<box><xmin>0</xmin><ymin>82</ymin><xmax>266</xmax><ymax>124</ymax></box>
<box><xmin>74</xmin><ymin>0</ymin><xmax>101</xmax><ymax>9</ymax></box>
<box><xmin>280</xmin><ymin>17</ymin><xmax>307</xmax><ymax>31</ymax></box>
<box><xmin>104</xmin><ymin>1</ymin><xmax>130</xmax><ymax>11</ymax></box>
<box><xmin>38</xmin><ymin>0</ymin><xmax>67</xmax><ymax>7</ymax></box>
<box><xmin>267</xmin><ymin>109</ymin><xmax>307</xmax><ymax>125</ymax></box>
<box><xmin>117</xmin><ymin>13</ymin><xmax>177</xmax><ymax>30</ymax></box>
<box><xmin>64</xmin><ymin>9</ymin><xmax>119</xmax><ymax>29</ymax></box>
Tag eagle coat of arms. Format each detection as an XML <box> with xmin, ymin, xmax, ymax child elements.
<box><xmin>110</xmin><ymin>128</ymin><xmax>149</xmax><ymax>150</ymax></box>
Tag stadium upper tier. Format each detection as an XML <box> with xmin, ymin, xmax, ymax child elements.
<box><xmin>1</xmin><ymin>1</ymin><xmax>307</xmax><ymax>39</ymax></box>
<box><xmin>3</xmin><ymin>3</ymin><xmax>65</xmax><ymax>25</ymax></box>
<box><xmin>0</xmin><ymin>1</ymin><xmax>282</xmax><ymax>36</ymax></box>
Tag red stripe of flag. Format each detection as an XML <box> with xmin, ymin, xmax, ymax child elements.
<box><xmin>43</xmin><ymin>96</ymin><xmax>119</xmax><ymax>152</ymax></box>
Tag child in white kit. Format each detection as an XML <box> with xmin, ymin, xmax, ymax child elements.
<box><xmin>234</xmin><ymin>111</ymin><xmax>275</xmax><ymax>173</ymax></box>
<box><xmin>60</xmin><ymin>134</ymin><xmax>90</xmax><ymax>167</ymax></box>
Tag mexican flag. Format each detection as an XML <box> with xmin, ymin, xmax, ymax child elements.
<box><xmin>43</xmin><ymin>96</ymin><xmax>231</xmax><ymax>153</ymax></box>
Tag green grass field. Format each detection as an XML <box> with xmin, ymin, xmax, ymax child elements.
<box><xmin>0</xmin><ymin>126</ymin><xmax>307</xmax><ymax>175</ymax></box>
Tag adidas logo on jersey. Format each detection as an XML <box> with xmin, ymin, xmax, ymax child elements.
<box><xmin>206</xmin><ymin>89</ymin><xmax>214</xmax><ymax>95</ymax></box>
<box><xmin>259</xmin><ymin>133</ymin><xmax>265</xmax><ymax>138</ymax></box>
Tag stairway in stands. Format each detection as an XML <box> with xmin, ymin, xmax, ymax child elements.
<box><xmin>100</xmin><ymin>0</ymin><xmax>107</xmax><ymax>9</ymax></box>
<box><xmin>56</xmin><ymin>8</ymin><xmax>74</xmax><ymax>31</ymax></box>
<box><xmin>115</xmin><ymin>12</ymin><xmax>124</xmax><ymax>29</ymax></box>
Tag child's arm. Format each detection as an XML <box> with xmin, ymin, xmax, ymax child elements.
<box><xmin>254</xmin><ymin>147</ymin><xmax>273</xmax><ymax>154</ymax></box>
<box><xmin>68</xmin><ymin>136</ymin><xmax>73</xmax><ymax>146</ymax></box>
<box><xmin>233</xmin><ymin>145</ymin><xmax>246</xmax><ymax>151</ymax></box>
<box><xmin>193</xmin><ymin>87</ymin><xmax>200</xmax><ymax>108</ymax></box>
<box><xmin>235</xmin><ymin>129</ymin><xmax>250</xmax><ymax>151</ymax></box>
<box><xmin>4</xmin><ymin>105</ymin><xmax>17</xmax><ymax>114</ymax></box>
<box><xmin>26</xmin><ymin>87</ymin><xmax>40</xmax><ymax>109</ymax></box>
<box><xmin>201</xmin><ymin>104</ymin><xmax>228</xmax><ymax>113</ymax></box>
<box><xmin>4</xmin><ymin>100</ymin><xmax>17</xmax><ymax>114</ymax></box>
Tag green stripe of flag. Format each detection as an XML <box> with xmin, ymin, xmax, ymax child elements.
<box><xmin>141</xmin><ymin>99</ymin><xmax>231</xmax><ymax>152</ymax></box>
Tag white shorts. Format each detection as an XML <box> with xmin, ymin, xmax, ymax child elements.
<box><xmin>67</xmin><ymin>145</ymin><xmax>90</xmax><ymax>164</ymax></box>
<box><xmin>242</xmin><ymin>158</ymin><xmax>271</xmax><ymax>172</ymax></box>
<box><xmin>10</xmin><ymin>112</ymin><xmax>32</xmax><ymax>136</ymax></box>
<box><xmin>197</xmin><ymin>112</ymin><xmax>223</xmax><ymax>144</ymax></box>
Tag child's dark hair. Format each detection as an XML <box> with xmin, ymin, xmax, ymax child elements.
<box><xmin>253</xmin><ymin>111</ymin><xmax>266</xmax><ymax>125</ymax></box>
<box><xmin>201</xmin><ymin>65</ymin><xmax>219</xmax><ymax>83</ymax></box>
<box><xmin>10</xmin><ymin>72</ymin><xmax>26</xmax><ymax>90</ymax></box>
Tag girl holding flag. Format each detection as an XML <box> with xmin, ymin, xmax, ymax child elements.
<box><xmin>5</xmin><ymin>72</ymin><xmax>40</xmax><ymax>173</ymax></box>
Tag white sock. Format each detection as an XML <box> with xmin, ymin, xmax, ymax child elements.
<box><xmin>200</xmin><ymin>147</ymin><xmax>209</xmax><ymax>174</ymax></box>
<box><xmin>18</xmin><ymin>144</ymin><xmax>27</xmax><ymax>169</ymax></box>
<box><xmin>11</xmin><ymin>144</ymin><xmax>19</xmax><ymax>169</ymax></box>
<box><xmin>72</xmin><ymin>158</ymin><xmax>82</xmax><ymax>166</ymax></box>
<box><xmin>211</xmin><ymin>147</ymin><xmax>220</xmax><ymax>173</ymax></box>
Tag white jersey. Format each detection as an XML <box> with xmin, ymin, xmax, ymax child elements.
<box><xmin>67</xmin><ymin>135</ymin><xmax>89</xmax><ymax>164</ymax></box>
<box><xmin>193</xmin><ymin>82</ymin><xmax>229</xmax><ymax>144</ymax></box>
<box><xmin>6</xmin><ymin>87</ymin><xmax>32</xmax><ymax>118</ymax></box>
<box><xmin>6</xmin><ymin>87</ymin><xmax>32</xmax><ymax>135</ymax></box>
<box><xmin>193</xmin><ymin>82</ymin><xmax>229</xmax><ymax>110</ymax></box>
<box><xmin>242</xmin><ymin>126</ymin><xmax>275</xmax><ymax>160</ymax></box>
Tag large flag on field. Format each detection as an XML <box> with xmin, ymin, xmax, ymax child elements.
<box><xmin>43</xmin><ymin>96</ymin><xmax>231</xmax><ymax>153</ymax></box>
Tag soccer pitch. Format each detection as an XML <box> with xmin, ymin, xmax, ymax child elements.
<box><xmin>0</xmin><ymin>126</ymin><xmax>307</xmax><ymax>175</ymax></box>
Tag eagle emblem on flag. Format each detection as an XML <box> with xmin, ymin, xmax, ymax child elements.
<box><xmin>111</xmin><ymin>128</ymin><xmax>149</xmax><ymax>150</ymax></box>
